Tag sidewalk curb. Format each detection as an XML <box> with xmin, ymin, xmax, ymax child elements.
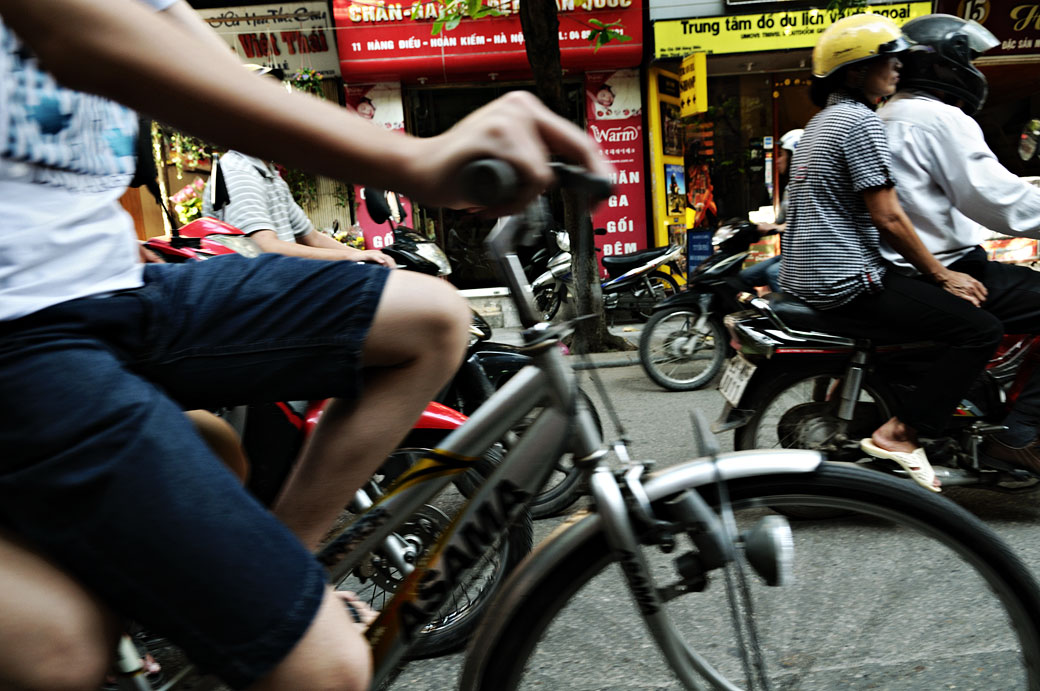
<box><xmin>568</xmin><ymin>354</ymin><xmax>639</xmax><ymax>370</ymax></box>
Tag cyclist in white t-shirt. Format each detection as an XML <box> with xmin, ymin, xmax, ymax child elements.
<box><xmin>0</xmin><ymin>2</ymin><xmax>610</xmax><ymax>689</ymax></box>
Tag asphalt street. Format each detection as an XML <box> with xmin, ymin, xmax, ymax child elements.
<box><xmin>387</xmin><ymin>330</ymin><xmax>1040</xmax><ymax>691</ymax></box>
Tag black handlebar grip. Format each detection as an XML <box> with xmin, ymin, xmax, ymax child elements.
<box><xmin>458</xmin><ymin>159</ymin><xmax>519</xmax><ymax>208</ymax></box>
<box><xmin>459</xmin><ymin>159</ymin><xmax>615</xmax><ymax>208</ymax></box>
<box><xmin>550</xmin><ymin>162</ymin><xmax>613</xmax><ymax>201</ymax></box>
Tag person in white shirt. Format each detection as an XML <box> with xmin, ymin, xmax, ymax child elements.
<box><xmin>878</xmin><ymin>13</ymin><xmax>1040</xmax><ymax>472</ymax></box>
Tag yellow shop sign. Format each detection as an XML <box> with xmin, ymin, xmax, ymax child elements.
<box><xmin>654</xmin><ymin>2</ymin><xmax>931</xmax><ymax>58</ymax></box>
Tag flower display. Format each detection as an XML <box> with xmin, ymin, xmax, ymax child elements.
<box><xmin>289</xmin><ymin>67</ymin><xmax>323</xmax><ymax>96</ymax></box>
<box><xmin>170</xmin><ymin>178</ymin><xmax>206</xmax><ymax>225</ymax></box>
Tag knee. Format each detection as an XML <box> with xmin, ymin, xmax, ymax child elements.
<box><xmin>418</xmin><ymin>278</ymin><xmax>471</xmax><ymax>348</ymax></box>
<box><xmin>975</xmin><ymin>316</ymin><xmax>1004</xmax><ymax>351</ymax></box>
<box><xmin>380</xmin><ymin>272</ymin><xmax>472</xmax><ymax>356</ymax></box>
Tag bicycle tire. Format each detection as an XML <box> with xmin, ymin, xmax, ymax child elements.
<box><xmin>524</xmin><ymin>388</ymin><xmax>601</xmax><ymax>519</ymax></box>
<box><xmin>639</xmin><ymin>307</ymin><xmax>726</xmax><ymax>391</ymax></box>
<box><xmin>460</xmin><ymin>462</ymin><xmax>1040</xmax><ymax>690</ymax></box>
<box><xmin>335</xmin><ymin>432</ymin><xmax>533</xmax><ymax>659</ymax></box>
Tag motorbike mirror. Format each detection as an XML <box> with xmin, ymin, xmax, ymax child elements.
<box><xmin>1019</xmin><ymin>119</ymin><xmax>1040</xmax><ymax>162</ymax></box>
<box><xmin>364</xmin><ymin>187</ymin><xmax>392</xmax><ymax>224</ymax></box>
<box><xmin>594</xmin><ymin>227</ymin><xmax>607</xmax><ymax>236</ymax></box>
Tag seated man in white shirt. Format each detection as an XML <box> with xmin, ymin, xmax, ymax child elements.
<box><xmin>878</xmin><ymin>13</ymin><xmax>1040</xmax><ymax>470</ymax></box>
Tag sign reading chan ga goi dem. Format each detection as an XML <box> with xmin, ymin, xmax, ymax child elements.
<box><xmin>198</xmin><ymin>2</ymin><xmax>341</xmax><ymax>77</ymax></box>
<box><xmin>654</xmin><ymin>2</ymin><xmax>930</xmax><ymax>58</ymax></box>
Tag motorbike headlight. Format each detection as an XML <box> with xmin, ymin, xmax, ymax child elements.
<box><xmin>208</xmin><ymin>235</ymin><xmax>262</xmax><ymax>258</ymax></box>
<box><xmin>554</xmin><ymin>230</ymin><xmax>571</xmax><ymax>253</ymax></box>
<box><xmin>414</xmin><ymin>242</ymin><xmax>453</xmax><ymax>276</ymax></box>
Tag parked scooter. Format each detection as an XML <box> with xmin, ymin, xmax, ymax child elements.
<box><xmin>716</xmin><ymin>291</ymin><xmax>1040</xmax><ymax>500</ymax></box>
<box><xmin>532</xmin><ymin>229</ymin><xmax>684</xmax><ymax>322</ymax></box>
<box><xmin>638</xmin><ymin>220</ymin><xmax>763</xmax><ymax>391</ymax></box>
<box><xmin>362</xmin><ymin>187</ymin><xmax>452</xmax><ymax>277</ymax></box>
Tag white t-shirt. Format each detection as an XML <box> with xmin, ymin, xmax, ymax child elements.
<box><xmin>0</xmin><ymin>0</ymin><xmax>175</xmax><ymax>321</ymax></box>
<box><xmin>878</xmin><ymin>90</ymin><xmax>1040</xmax><ymax>269</ymax></box>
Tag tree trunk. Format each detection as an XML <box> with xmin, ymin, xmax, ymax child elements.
<box><xmin>519</xmin><ymin>0</ymin><xmax>629</xmax><ymax>353</ymax></box>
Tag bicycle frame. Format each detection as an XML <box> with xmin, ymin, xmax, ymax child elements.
<box><xmin>310</xmin><ymin>202</ymin><xmax>823</xmax><ymax>689</ymax></box>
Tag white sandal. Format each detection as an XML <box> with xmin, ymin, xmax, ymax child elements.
<box><xmin>860</xmin><ymin>439</ymin><xmax>941</xmax><ymax>493</ymax></box>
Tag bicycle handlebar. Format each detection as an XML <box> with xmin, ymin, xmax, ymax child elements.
<box><xmin>475</xmin><ymin>160</ymin><xmax>612</xmax><ymax>329</ymax></box>
<box><xmin>459</xmin><ymin>160</ymin><xmax>613</xmax><ymax>208</ymax></box>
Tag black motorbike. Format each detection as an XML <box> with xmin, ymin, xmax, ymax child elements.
<box><xmin>715</xmin><ymin>290</ymin><xmax>1040</xmax><ymax>503</ymax></box>
<box><xmin>363</xmin><ymin>187</ymin><xmax>452</xmax><ymax>277</ymax></box>
<box><xmin>638</xmin><ymin>220</ymin><xmax>762</xmax><ymax>391</ymax></box>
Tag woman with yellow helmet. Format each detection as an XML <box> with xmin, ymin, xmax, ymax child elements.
<box><xmin>776</xmin><ymin>13</ymin><xmax>1003</xmax><ymax>493</ymax></box>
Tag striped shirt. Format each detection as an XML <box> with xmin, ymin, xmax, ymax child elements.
<box><xmin>778</xmin><ymin>92</ymin><xmax>896</xmax><ymax>309</ymax></box>
<box><xmin>203</xmin><ymin>151</ymin><xmax>313</xmax><ymax>242</ymax></box>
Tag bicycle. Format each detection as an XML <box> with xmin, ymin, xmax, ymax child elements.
<box><xmin>117</xmin><ymin>163</ymin><xmax>1040</xmax><ymax>690</ymax></box>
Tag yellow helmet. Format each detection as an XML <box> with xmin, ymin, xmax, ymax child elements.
<box><xmin>812</xmin><ymin>13</ymin><xmax>912</xmax><ymax>78</ymax></box>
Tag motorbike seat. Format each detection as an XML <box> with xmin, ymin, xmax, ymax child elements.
<box><xmin>763</xmin><ymin>292</ymin><xmax>913</xmax><ymax>346</ymax></box>
<box><xmin>601</xmin><ymin>245</ymin><xmax>675</xmax><ymax>274</ymax></box>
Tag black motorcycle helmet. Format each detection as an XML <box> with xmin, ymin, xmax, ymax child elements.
<box><xmin>899</xmin><ymin>14</ymin><xmax>999</xmax><ymax>116</ymax></box>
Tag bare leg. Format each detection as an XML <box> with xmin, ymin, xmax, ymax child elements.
<box><xmin>273</xmin><ymin>270</ymin><xmax>471</xmax><ymax>549</ymax></box>
<box><xmin>247</xmin><ymin>587</ymin><xmax>371</xmax><ymax>691</ymax></box>
<box><xmin>0</xmin><ymin>527</ymin><xmax>118</xmax><ymax>691</ymax></box>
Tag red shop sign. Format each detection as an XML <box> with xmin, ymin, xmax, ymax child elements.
<box><xmin>331</xmin><ymin>0</ymin><xmax>643</xmax><ymax>83</ymax></box>
<box><xmin>585</xmin><ymin>69</ymin><xmax>647</xmax><ymax>275</ymax></box>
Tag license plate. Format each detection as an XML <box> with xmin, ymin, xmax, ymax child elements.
<box><xmin>719</xmin><ymin>355</ymin><xmax>757</xmax><ymax>406</ymax></box>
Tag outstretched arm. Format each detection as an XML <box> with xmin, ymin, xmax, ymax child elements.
<box><xmin>1</xmin><ymin>0</ymin><xmax>610</xmax><ymax>213</ymax></box>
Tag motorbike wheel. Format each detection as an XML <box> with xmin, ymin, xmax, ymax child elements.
<box><xmin>534</xmin><ymin>284</ymin><xmax>564</xmax><ymax>321</ymax></box>
<box><xmin>334</xmin><ymin>431</ymin><xmax>533</xmax><ymax>659</ymax></box>
<box><xmin>639</xmin><ymin>307</ymin><xmax>726</xmax><ymax>391</ymax></box>
<box><xmin>516</xmin><ymin>387</ymin><xmax>602</xmax><ymax>519</ymax></box>
<box><xmin>632</xmin><ymin>270</ymin><xmax>680</xmax><ymax>321</ymax></box>
<box><xmin>734</xmin><ymin>367</ymin><xmax>894</xmax><ymax>520</ymax></box>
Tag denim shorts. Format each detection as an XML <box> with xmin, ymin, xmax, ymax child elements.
<box><xmin>0</xmin><ymin>254</ymin><xmax>389</xmax><ymax>688</ymax></box>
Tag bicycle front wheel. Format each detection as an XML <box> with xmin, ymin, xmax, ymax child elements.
<box><xmin>462</xmin><ymin>462</ymin><xmax>1040</xmax><ymax>690</ymax></box>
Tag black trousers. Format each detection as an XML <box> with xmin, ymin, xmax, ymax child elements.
<box><xmin>951</xmin><ymin>247</ymin><xmax>1040</xmax><ymax>439</ymax></box>
<box><xmin>827</xmin><ymin>267</ymin><xmax>1003</xmax><ymax>437</ymax></box>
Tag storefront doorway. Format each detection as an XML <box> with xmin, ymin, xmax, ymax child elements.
<box><xmin>404</xmin><ymin>81</ymin><xmax>585</xmax><ymax>289</ymax></box>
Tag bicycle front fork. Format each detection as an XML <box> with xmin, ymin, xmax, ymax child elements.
<box><xmin>590</xmin><ymin>463</ymin><xmax>792</xmax><ymax>691</ymax></box>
